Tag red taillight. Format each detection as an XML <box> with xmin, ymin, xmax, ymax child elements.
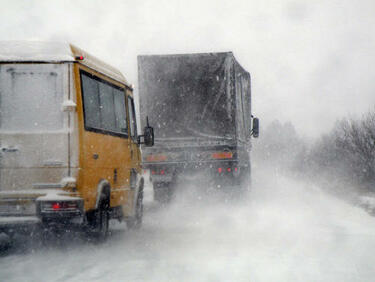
<box><xmin>234</xmin><ymin>167</ymin><xmax>238</xmax><ymax>172</ymax></box>
<box><xmin>42</xmin><ymin>201</ymin><xmax>79</xmax><ymax>212</ymax></box>
<box><xmin>218</xmin><ymin>168</ymin><xmax>222</xmax><ymax>173</ymax></box>
<box><xmin>161</xmin><ymin>170</ymin><xmax>165</xmax><ymax>175</ymax></box>
<box><xmin>227</xmin><ymin>168</ymin><xmax>231</xmax><ymax>172</ymax></box>
<box><xmin>75</xmin><ymin>55</ymin><xmax>84</xmax><ymax>60</ymax></box>
<box><xmin>152</xmin><ymin>171</ymin><xmax>155</xmax><ymax>175</ymax></box>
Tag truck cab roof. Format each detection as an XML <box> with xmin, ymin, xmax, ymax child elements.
<box><xmin>0</xmin><ymin>41</ymin><xmax>130</xmax><ymax>87</ymax></box>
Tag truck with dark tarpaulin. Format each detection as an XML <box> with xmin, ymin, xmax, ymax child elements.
<box><xmin>138</xmin><ymin>52</ymin><xmax>259</xmax><ymax>201</ymax></box>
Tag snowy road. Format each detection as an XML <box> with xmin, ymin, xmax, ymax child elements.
<box><xmin>1</xmin><ymin>168</ymin><xmax>375</xmax><ymax>282</ymax></box>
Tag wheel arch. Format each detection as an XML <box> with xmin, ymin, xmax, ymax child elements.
<box><xmin>95</xmin><ymin>179</ymin><xmax>111</xmax><ymax>209</ymax></box>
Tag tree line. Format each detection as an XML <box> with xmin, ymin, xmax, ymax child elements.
<box><xmin>254</xmin><ymin>109</ymin><xmax>375</xmax><ymax>194</ymax></box>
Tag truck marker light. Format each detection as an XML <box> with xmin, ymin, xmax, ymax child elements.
<box><xmin>75</xmin><ymin>56</ymin><xmax>84</xmax><ymax>60</ymax></box>
<box><xmin>212</xmin><ymin>152</ymin><xmax>233</xmax><ymax>159</ymax></box>
<box><xmin>146</xmin><ymin>155</ymin><xmax>167</xmax><ymax>162</ymax></box>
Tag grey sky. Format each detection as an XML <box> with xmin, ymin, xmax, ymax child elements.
<box><xmin>1</xmin><ymin>0</ymin><xmax>374</xmax><ymax>137</ymax></box>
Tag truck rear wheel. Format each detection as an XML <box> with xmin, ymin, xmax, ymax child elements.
<box><xmin>87</xmin><ymin>192</ymin><xmax>110</xmax><ymax>241</ymax></box>
<box><xmin>238</xmin><ymin>165</ymin><xmax>251</xmax><ymax>195</ymax></box>
<box><xmin>153</xmin><ymin>182</ymin><xmax>174</xmax><ymax>203</ymax></box>
<box><xmin>89</xmin><ymin>205</ymin><xmax>109</xmax><ymax>241</ymax></box>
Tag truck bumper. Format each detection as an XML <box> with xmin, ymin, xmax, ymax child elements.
<box><xmin>147</xmin><ymin>160</ymin><xmax>247</xmax><ymax>186</ymax></box>
<box><xmin>0</xmin><ymin>196</ymin><xmax>85</xmax><ymax>234</ymax></box>
<box><xmin>37</xmin><ymin>199</ymin><xmax>85</xmax><ymax>225</ymax></box>
<box><xmin>0</xmin><ymin>216</ymin><xmax>41</xmax><ymax>234</ymax></box>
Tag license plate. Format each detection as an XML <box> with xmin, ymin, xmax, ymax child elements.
<box><xmin>0</xmin><ymin>199</ymin><xmax>36</xmax><ymax>216</ymax></box>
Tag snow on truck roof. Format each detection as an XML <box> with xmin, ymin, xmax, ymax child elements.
<box><xmin>0</xmin><ymin>41</ymin><xmax>129</xmax><ymax>86</ymax></box>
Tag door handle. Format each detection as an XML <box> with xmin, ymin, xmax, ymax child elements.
<box><xmin>1</xmin><ymin>147</ymin><xmax>18</xmax><ymax>153</ymax></box>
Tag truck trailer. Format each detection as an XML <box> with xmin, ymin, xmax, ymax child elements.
<box><xmin>138</xmin><ymin>52</ymin><xmax>258</xmax><ymax>201</ymax></box>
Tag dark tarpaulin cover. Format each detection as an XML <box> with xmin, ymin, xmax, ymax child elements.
<box><xmin>138</xmin><ymin>52</ymin><xmax>251</xmax><ymax>141</ymax></box>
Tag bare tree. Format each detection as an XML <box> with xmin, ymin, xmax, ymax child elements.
<box><xmin>297</xmin><ymin>108</ymin><xmax>375</xmax><ymax>193</ymax></box>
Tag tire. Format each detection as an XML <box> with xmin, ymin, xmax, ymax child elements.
<box><xmin>127</xmin><ymin>190</ymin><xmax>143</xmax><ymax>229</ymax></box>
<box><xmin>87</xmin><ymin>193</ymin><xmax>109</xmax><ymax>241</ymax></box>
<box><xmin>153</xmin><ymin>185</ymin><xmax>167</xmax><ymax>203</ymax></box>
<box><xmin>153</xmin><ymin>182</ymin><xmax>175</xmax><ymax>203</ymax></box>
<box><xmin>238</xmin><ymin>165</ymin><xmax>251</xmax><ymax>196</ymax></box>
<box><xmin>95</xmin><ymin>206</ymin><xmax>109</xmax><ymax>239</ymax></box>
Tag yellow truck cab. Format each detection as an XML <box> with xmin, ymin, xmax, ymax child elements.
<box><xmin>0</xmin><ymin>41</ymin><xmax>154</xmax><ymax>239</ymax></box>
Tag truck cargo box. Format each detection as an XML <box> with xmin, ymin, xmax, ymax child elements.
<box><xmin>138</xmin><ymin>52</ymin><xmax>252</xmax><ymax>145</ymax></box>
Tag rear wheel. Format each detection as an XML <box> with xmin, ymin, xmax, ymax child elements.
<box><xmin>95</xmin><ymin>206</ymin><xmax>109</xmax><ymax>239</ymax></box>
<box><xmin>153</xmin><ymin>180</ymin><xmax>177</xmax><ymax>203</ymax></box>
<box><xmin>236</xmin><ymin>165</ymin><xmax>251</xmax><ymax>198</ymax></box>
<box><xmin>153</xmin><ymin>183</ymin><xmax>169</xmax><ymax>203</ymax></box>
<box><xmin>87</xmin><ymin>192</ymin><xmax>109</xmax><ymax>240</ymax></box>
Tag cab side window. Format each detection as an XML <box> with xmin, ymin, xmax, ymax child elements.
<box><xmin>81</xmin><ymin>70</ymin><xmax>128</xmax><ymax>136</ymax></box>
<box><xmin>127</xmin><ymin>96</ymin><xmax>137</xmax><ymax>141</ymax></box>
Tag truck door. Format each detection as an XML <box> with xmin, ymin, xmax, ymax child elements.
<box><xmin>0</xmin><ymin>64</ymin><xmax>69</xmax><ymax>193</ymax></box>
<box><xmin>78</xmin><ymin>68</ymin><xmax>131</xmax><ymax>211</ymax></box>
<box><xmin>127</xmin><ymin>96</ymin><xmax>140</xmax><ymax>197</ymax></box>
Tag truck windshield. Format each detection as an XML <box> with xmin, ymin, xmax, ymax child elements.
<box><xmin>0</xmin><ymin>64</ymin><xmax>65</xmax><ymax>132</ymax></box>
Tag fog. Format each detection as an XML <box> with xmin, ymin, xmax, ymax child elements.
<box><xmin>1</xmin><ymin>0</ymin><xmax>375</xmax><ymax>136</ymax></box>
<box><xmin>1</xmin><ymin>167</ymin><xmax>375</xmax><ymax>281</ymax></box>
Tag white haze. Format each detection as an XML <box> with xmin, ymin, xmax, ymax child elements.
<box><xmin>1</xmin><ymin>0</ymin><xmax>375</xmax><ymax>137</ymax></box>
<box><xmin>1</xmin><ymin>168</ymin><xmax>375</xmax><ymax>281</ymax></box>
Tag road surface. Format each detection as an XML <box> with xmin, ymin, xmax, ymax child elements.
<box><xmin>1</xmin><ymin>168</ymin><xmax>375</xmax><ymax>282</ymax></box>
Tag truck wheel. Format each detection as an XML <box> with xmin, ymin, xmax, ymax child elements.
<box><xmin>153</xmin><ymin>182</ymin><xmax>174</xmax><ymax>203</ymax></box>
<box><xmin>96</xmin><ymin>205</ymin><xmax>109</xmax><ymax>239</ymax></box>
<box><xmin>88</xmin><ymin>194</ymin><xmax>109</xmax><ymax>240</ymax></box>
<box><xmin>239</xmin><ymin>166</ymin><xmax>251</xmax><ymax>194</ymax></box>
<box><xmin>127</xmin><ymin>191</ymin><xmax>143</xmax><ymax>229</ymax></box>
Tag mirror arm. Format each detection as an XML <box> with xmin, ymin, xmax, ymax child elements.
<box><xmin>146</xmin><ymin>116</ymin><xmax>150</xmax><ymax>127</ymax></box>
<box><xmin>137</xmin><ymin>116</ymin><xmax>150</xmax><ymax>144</ymax></box>
<box><xmin>137</xmin><ymin>135</ymin><xmax>145</xmax><ymax>145</ymax></box>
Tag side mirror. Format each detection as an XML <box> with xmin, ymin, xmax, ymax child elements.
<box><xmin>252</xmin><ymin>117</ymin><xmax>259</xmax><ymax>138</ymax></box>
<box><xmin>143</xmin><ymin>126</ymin><xmax>154</xmax><ymax>147</ymax></box>
<box><xmin>137</xmin><ymin>117</ymin><xmax>154</xmax><ymax>147</ymax></box>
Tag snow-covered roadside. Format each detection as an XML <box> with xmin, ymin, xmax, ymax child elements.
<box><xmin>358</xmin><ymin>194</ymin><xmax>375</xmax><ymax>216</ymax></box>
